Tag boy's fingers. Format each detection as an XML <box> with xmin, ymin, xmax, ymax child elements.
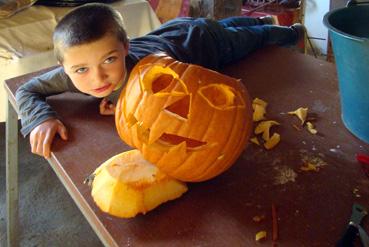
<box><xmin>43</xmin><ymin>128</ymin><xmax>56</xmax><ymax>158</ymax></box>
<box><xmin>31</xmin><ymin>140</ymin><xmax>39</xmax><ymax>155</ymax></box>
<box><xmin>35</xmin><ymin>135</ymin><xmax>45</xmax><ymax>157</ymax></box>
<box><xmin>100</xmin><ymin>98</ymin><xmax>108</xmax><ymax>106</ymax></box>
<box><xmin>99</xmin><ymin>99</ymin><xmax>108</xmax><ymax>113</ymax></box>
<box><xmin>30</xmin><ymin>135</ymin><xmax>37</xmax><ymax>154</ymax></box>
<box><xmin>57</xmin><ymin>124</ymin><xmax>68</xmax><ymax>141</ymax></box>
<box><xmin>32</xmin><ymin>132</ymin><xmax>43</xmax><ymax>156</ymax></box>
<box><xmin>43</xmin><ymin>137</ymin><xmax>51</xmax><ymax>158</ymax></box>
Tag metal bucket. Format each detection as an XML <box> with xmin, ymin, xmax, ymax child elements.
<box><xmin>323</xmin><ymin>1</ymin><xmax>369</xmax><ymax>144</ymax></box>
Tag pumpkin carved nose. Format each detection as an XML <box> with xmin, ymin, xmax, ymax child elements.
<box><xmin>164</xmin><ymin>95</ymin><xmax>190</xmax><ymax>119</ymax></box>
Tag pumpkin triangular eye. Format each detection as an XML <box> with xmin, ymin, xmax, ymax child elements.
<box><xmin>164</xmin><ymin>95</ymin><xmax>190</xmax><ymax>119</ymax></box>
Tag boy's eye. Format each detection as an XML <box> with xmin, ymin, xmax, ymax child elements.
<box><xmin>75</xmin><ymin>67</ymin><xmax>88</xmax><ymax>74</ymax></box>
<box><xmin>104</xmin><ymin>56</ymin><xmax>117</xmax><ymax>64</ymax></box>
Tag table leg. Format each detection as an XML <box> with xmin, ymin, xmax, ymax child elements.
<box><xmin>6</xmin><ymin>97</ymin><xmax>19</xmax><ymax>247</ymax></box>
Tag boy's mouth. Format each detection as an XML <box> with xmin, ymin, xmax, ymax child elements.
<box><xmin>93</xmin><ymin>83</ymin><xmax>112</xmax><ymax>94</ymax></box>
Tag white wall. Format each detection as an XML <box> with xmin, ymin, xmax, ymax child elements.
<box><xmin>303</xmin><ymin>0</ymin><xmax>330</xmax><ymax>55</ymax></box>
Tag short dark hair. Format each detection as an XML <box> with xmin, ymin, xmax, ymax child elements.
<box><xmin>53</xmin><ymin>3</ymin><xmax>128</xmax><ymax>63</ymax></box>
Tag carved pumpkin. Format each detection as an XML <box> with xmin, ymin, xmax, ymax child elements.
<box><xmin>115</xmin><ymin>53</ymin><xmax>253</xmax><ymax>182</ymax></box>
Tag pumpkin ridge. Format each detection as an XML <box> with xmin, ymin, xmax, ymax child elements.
<box><xmin>167</xmin><ymin>63</ymin><xmax>194</xmax><ymax>139</ymax></box>
<box><xmin>199</xmin><ymin>114</ymin><xmax>242</xmax><ymax>180</ymax></box>
<box><xmin>121</xmin><ymin>97</ymin><xmax>135</xmax><ymax>146</ymax></box>
<box><xmin>146</xmin><ymin>93</ymin><xmax>185</xmax><ymax>145</ymax></box>
<box><xmin>188</xmin><ymin>101</ymin><xmax>240</xmax><ymax>181</ymax></box>
<box><xmin>149</xmin><ymin>141</ymin><xmax>188</xmax><ymax>173</ymax></box>
<box><xmin>164</xmin><ymin>65</ymin><xmax>241</xmax><ymax>181</ymax></box>
<box><xmin>138</xmin><ymin>64</ymin><xmax>187</xmax><ymax>141</ymax></box>
<box><xmin>197</xmin><ymin>98</ymin><xmax>252</xmax><ymax>180</ymax></box>
<box><xmin>190</xmin><ymin>81</ymin><xmax>252</xmax><ymax>181</ymax></box>
<box><xmin>181</xmin><ymin>92</ymin><xmax>210</xmax><ymax>142</ymax></box>
<box><xmin>172</xmin><ymin>64</ymin><xmax>210</xmax><ymax>142</ymax></box>
<box><xmin>170</xmin><ymin>103</ymin><xmax>217</xmax><ymax>179</ymax></box>
<box><xmin>148</xmin><ymin>62</ymin><xmax>193</xmax><ymax>146</ymax></box>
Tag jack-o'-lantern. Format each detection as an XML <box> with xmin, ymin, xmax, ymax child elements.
<box><xmin>115</xmin><ymin>53</ymin><xmax>253</xmax><ymax>182</ymax></box>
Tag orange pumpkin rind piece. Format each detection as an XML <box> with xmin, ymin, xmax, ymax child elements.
<box><xmin>250</xmin><ymin>137</ymin><xmax>260</xmax><ymax>146</ymax></box>
<box><xmin>288</xmin><ymin>107</ymin><xmax>308</xmax><ymax>125</ymax></box>
<box><xmin>300</xmin><ymin>162</ymin><xmax>319</xmax><ymax>172</ymax></box>
<box><xmin>253</xmin><ymin>104</ymin><xmax>266</xmax><ymax>122</ymax></box>
<box><xmin>254</xmin><ymin>120</ymin><xmax>280</xmax><ymax>141</ymax></box>
<box><xmin>264</xmin><ymin>133</ymin><xmax>281</xmax><ymax>150</ymax></box>
<box><xmin>306</xmin><ymin>121</ymin><xmax>318</xmax><ymax>134</ymax></box>
<box><xmin>255</xmin><ymin>230</ymin><xmax>267</xmax><ymax>241</ymax></box>
<box><xmin>252</xmin><ymin>98</ymin><xmax>268</xmax><ymax>122</ymax></box>
<box><xmin>253</xmin><ymin>97</ymin><xmax>268</xmax><ymax>108</ymax></box>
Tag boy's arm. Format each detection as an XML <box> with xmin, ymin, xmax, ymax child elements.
<box><xmin>15</xmin><ymin>66</ymin><xmax>78</xmax><ymax>158</ymax></box>
<box><xmin>15</xmin><ymin>66</ymin><xmax>77</xmax><ymax>137</ymax></box>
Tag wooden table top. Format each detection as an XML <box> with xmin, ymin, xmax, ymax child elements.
<box><xmin>5</xmin><ymin>47</ymin><xmax>369</xmax><ymax>246</ymax></box>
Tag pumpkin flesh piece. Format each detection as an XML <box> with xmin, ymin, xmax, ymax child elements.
<box><xmin>91</xmin><ymin>150</ymin><xmax>188</xmax><ymax>218</ymax></box>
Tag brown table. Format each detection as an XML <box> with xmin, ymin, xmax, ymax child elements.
<box><xmin>5</xmin><ymin>47</ymin><xmax>369</xmax><ymax>246</ymax></box>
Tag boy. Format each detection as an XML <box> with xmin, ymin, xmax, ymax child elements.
<box><xmin>16</xmin><ymin>3</ymin><xmax>304</xmax><ymax>158</ymax></box>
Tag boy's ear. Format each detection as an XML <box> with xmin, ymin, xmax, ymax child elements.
<box><xmin>124</xmin><ymin>41</ymin><xmax>129</xmax><ymax>53</ymax></box>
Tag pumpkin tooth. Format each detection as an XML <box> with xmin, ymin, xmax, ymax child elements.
<box><xmin>153</xmin><ymin>141</ymin><xmax>188</xmax><ymax>172</ymax></box>
<box><xmin>147</xmin><ymin>109</ymin><xmax>186</xmax><ymax>145</ymax></box>
<box><xmin>148</xmin><ymin>121</ymin><xmax>169</xmax><ymax>145</ymax></box>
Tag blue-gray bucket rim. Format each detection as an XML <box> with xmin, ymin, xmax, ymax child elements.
<box><xmin>323</xmin><ymin>5</ymin><xmax>369</xmax><ymax>43</ymax></box>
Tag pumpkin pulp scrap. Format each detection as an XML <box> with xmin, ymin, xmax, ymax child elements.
<box><xmin>91</xmin><ymin>150</ymin><xmax>188</xmax><ymax>218</ymax></box>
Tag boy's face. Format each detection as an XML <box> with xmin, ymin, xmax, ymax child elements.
<box><xmin>62</xmin><ymin>34</ymin><xmax>129</xmax><ymax>98</ymax></box>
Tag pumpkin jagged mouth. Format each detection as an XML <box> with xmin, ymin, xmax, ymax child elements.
<box><xmin>157</xmin><ymin>133</ymin><xmax>207</xmax><ymax>149</ymax></box>
<box><xmin>125</xmin><ymin>114</ymin><xmax>207</xmax><ymax>150</ymax></box>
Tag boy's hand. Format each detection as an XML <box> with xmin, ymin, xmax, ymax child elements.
<box><xmin>99</xmin><ymin>98</ymin><xmax>116</xmax><ymax>115</ymax></box>
<box><xmin>30</xmin><ymin>118</ymin><xmax>68</xmax><ymax>158</ymax></box>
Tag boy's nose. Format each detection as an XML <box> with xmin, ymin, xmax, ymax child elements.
<box><xmin>93</xmin><ymin>67</ymin><xmax>108</xmax><ymax>84</ymax></box>
<box><xmin>91</xmin><ymin>68</ymin><xmax>108</xmax><ymax>88</ymax></box>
